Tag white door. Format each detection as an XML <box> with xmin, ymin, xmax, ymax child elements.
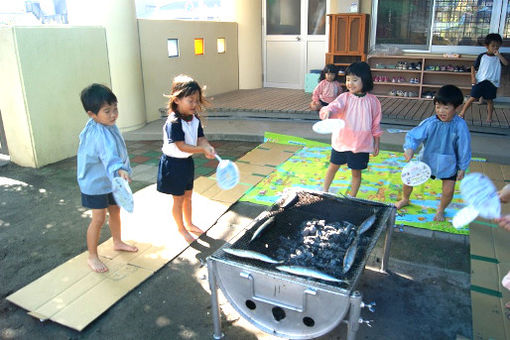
<box><xmin>263</xmin><ymin>0</ymin><xmax>328</xmax><ymax>89</ymax></box>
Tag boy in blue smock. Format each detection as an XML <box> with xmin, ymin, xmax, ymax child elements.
<box><xmin>395</xmin><ymin>85</ymin><xmax>471</xmax><ymax>221</ymax></box>
<box><xmin>77</xmin><ymin>83</ymin><xmax>138</xmax><ymax>273</ymax></box>
<box><xmin>459</xmin><ymin>33</ymin><xmax>509</xmax><ymax>122</ymax></box>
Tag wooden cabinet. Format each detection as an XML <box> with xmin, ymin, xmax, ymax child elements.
<box><xmin>326</xmin><ymin>14</ymin><xmax>369</xmax><ymax>67</ymax></box>
<box><xmin>367</xmin><ymin>54</ymin><xmax>475</xmax><ymax>100</ymax></box>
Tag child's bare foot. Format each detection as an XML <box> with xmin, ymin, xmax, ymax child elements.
<box><xmin>178</xmin><ymin>229</ymin><xmax>196</xmax><ymax>243</ymax></box>
<box><xmin>113</xmin><ymin>241</ymin><xmax>138</xmax><ymax>252</ymax></box>
<box><xmin>185</xmin><ymin>224</ymin><xmax>204</xmax><ymax>236</ymax></box>
<box><xmin>395</xmin><ymin>199</ymin><xmax>410</xmax><ymax>210</ymax></box>
<box><xmin>486</xmin><ymin>118</ymin><xmax>492</xmax><ymax>123</ymax></box>
<box><xmin>433</xmin><ymin>211</ymin><xmax>445</xmax><ymax>221</ymax></box>
<box><xmin>88</xmin><ymin>256</ymin><xmax>108</xmax><ymax>273</ymax></box>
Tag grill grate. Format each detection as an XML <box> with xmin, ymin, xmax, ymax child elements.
<box><xmin>212</xmin><ymin>191</ymin><xmax>393</xmax><ymax>288</ymax></box>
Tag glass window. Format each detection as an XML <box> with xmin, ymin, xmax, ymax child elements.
<box><xmin>502</xmin><ymin>1</ymin><xmax>510</xmax><ymax>46</ymax></box>
<box><xmin>194</xmin><ymin>38</ymin><xmax>204</xmax><ymax>55</ymax></box>
<box><xmin>432</xmin><ymin>0</ymin><xmax>493</xmax><ymax>46</ymax></box>
<box><xmin>217</xmin><ymin>38</ymin><xmax>226</xmax><ymax>53</ymax></box>
<box><xmin>373</xmin><ymin>0</ymin><xmax>510</xmax><ymax>51</ymax></box>
<box><xmin>266</xmin><ymin>0</ymin><xmax>301</xmax><ymax>35</ymax></box>
<box><xmin>308</xmin><ymin>0</ymin><xmax>326</xmax><ymax>35</ymax></box>
<box><xmin>167</xmin><ymin>39</ymin><xmax>179</xmax><ymax>58</ymax></box>
<box><xmin>375</xmin><ymin>0</ymin><xmax>433</xmax><ymax>50</ymax></box>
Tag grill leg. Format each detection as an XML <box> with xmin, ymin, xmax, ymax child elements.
<box><xmin>207</xmin><ymin>259</ymin><xmax>224</xmax><ymax>340</ymax></box>
<box><xmin>347</xmin><ymin>291</ymin><xmax>362</xmax><ymax>340</ymax></box>
<box><xmin>381</xmin><ymin>207</ymin><xmax>396</xmax><ymax>273</ymax></box>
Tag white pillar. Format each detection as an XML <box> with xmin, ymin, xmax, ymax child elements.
<box><xmin>235</xmin><ymin>0</ymin><xmax>262</xmax><ymax>89</ymax></box>
<box><xmin>67</xmin><ymin>0</ymin><xmax>146</xmax><ymax>131</ymax></box>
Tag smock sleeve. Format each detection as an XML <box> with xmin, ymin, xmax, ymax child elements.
<box><xmin>319</xmin><ymin>93</ymin><xmax>345</xmax><ymax>120</ymax></box>
<box><xmin>312</xmin><ymin>80</ymin><xmax>324</xmax><ymax>103</ymax></box>
<box><xmin>96</xmin><ymin>127</ymin><xmax>127</xmax><ymax>180</ymax></box>
<box><xmin>371</xmin><ymin>97</ymin><xmax>383</xmax><ymax>138</ymax></box>
<box><xmin>403</xmin><ymin>119</ymin><xmax>431</xmax><ymax>152</ymax></box>
<box><xmin>456</xmin><ymin>120</ymin><xmax>472</xmax><ymax>171</ymax></box>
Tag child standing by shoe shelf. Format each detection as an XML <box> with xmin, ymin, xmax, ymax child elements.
<box><xmin>459</xmin><ymin>33</ymin><xmax>509</xmax><ymax>123</ymax></box>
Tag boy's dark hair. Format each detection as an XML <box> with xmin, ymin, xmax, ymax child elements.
<box><xmin>80</xmin><ymin>83</ymin><xmax>117</xmax><ymax>114</ymax></box>
<box><xmin>485</xmin><ymin>33</ymin><xmax>503</xmax><ymax>46</ymax></box>
<box><xmin>166</xmin><ymin>74</ymin><xmax>208</xmax><ymax>114</ymax></box>
<box><xmin>433</xmin><ymin>84</ymin><xmax>464</xmax><ymax>108</ymax></box>
<box><xmin>319</xmin><ymin>64</ymin><xmax>340</xmax><ymax>82</ymax></box>
<box><xmin>345</xmin><ymin>62</ymin><xmax>373</xmax><ymax>92</ymax></box>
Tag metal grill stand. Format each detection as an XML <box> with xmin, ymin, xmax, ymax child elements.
<box><xmin>207</xmin><ymin>190</ymin><xmax>396</xmax><ymax>339</ymax></box>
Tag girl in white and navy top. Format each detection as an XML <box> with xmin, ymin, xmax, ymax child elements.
<box><xmin>157</xmin><ymin>75</ymin><xmax>215</xmax><ymax>243</ymax></box>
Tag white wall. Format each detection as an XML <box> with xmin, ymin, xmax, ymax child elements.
<box><xmin>138</xmin><ymin>20</ymin><xmax>239</xmax><ymax>122</ymax></box>
<box><xmin>0</xmin><ymin>26</ymin><xmax>110</xmax><ymax>168</ymax></box>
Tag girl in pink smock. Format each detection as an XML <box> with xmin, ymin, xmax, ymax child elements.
<box><xmin>319</xmin><ymin>61</ymin><xmax>383</xmax><ymax>197</ymax></box>
<box><xmin>310</xmin><ymin>64</ymin><xmax>343</xmax><ymax>110</ymax></box>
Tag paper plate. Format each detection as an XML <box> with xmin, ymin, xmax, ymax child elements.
<box><xmin>452</xmin><ymin>205</ymin><xmax>479</xmax><ymax>229</ymax></box>
<box><xmin>215</xmin><ymin>155</ymin><xmax>240</xmax><ymax>190</ymax></box>
<box><xmin>460</xmin><ymin>173</ymin><xmax>501</xmax><ymax>219</ymax></box>
<box><xmin>312</xmin><ymin>119</ymin><xmax>345</xmax><ymax>134</ymax></box>
<box><xmin>401</xmin><ymin>161</ymin><xmax>431</xmax><ymax>186</ymax></box>
<box><xmin>112</xmin><ymin>177</ymin><xmax>134</xmax><ymax>213</ymax></box>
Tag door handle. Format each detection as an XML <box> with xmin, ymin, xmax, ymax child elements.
<box><xmin>296</xmin><ymin>36</ymin><xmax>301</xmax><ymax>41</ymax></box>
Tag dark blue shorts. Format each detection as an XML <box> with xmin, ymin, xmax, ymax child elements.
<box><xmin>81</xmin><ymin>192</ymin><xmax>117</xmax><ymax>209</ymax></box>
<box><xmin>157</xmin><ymin>154</ymin><xmax>194</xmax><ymax>196</ymax></box>
<box><xmin>330</xmin><ymin>149</ymin><xmax>369</xmax><ymax>170</ymax></box>
<box><xmin>431</xmin><ymin>172</ymin><xmax>457</xmax><ymax>181</ymax></box>
<box><xmin>471</xmin><ymin>80</ymin><xmax>497</xmax><ymax>100</ymax></box>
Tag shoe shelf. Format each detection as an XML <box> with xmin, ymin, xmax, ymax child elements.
<box><xmin>368</xmin><ymin>54</ymin><xmax>476</xmax><ymax>100</ymax></box>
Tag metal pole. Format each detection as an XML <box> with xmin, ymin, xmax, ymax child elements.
<box><xmin>347</xmin><ymin>291</ymin><xmax>362</xmax><ymax>340</ymax></box>
<box><xmin>207</xmin><ymin>259</ymin><xmax>224</xmax><ymax>339</ymax></box>
<box><xmin>381</xmin><ymin>207</ymin><xmax>396</xmax><ymax>273</ymax></box>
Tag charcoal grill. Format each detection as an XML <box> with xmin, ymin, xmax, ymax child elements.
<box><xmin>207</xmin><ymin>189</ymin><xmax>396</xmax><ymax>339</ymax></box>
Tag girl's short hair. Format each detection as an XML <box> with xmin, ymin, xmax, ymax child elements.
<box><xmin>319</xmin><ymin>64</ymin><xmax>340</xmax><ymax>81</ymax></box>
<box><xmin>165</xmin><ymin>74</ymin><xmax>208</xmax><ymax>115</ymax></box>
<box><xmin>433</xmin><ymin>84</ymin><xmax>464</xmax><ymax>108</ymax></box>
<box><xmin>345</xmin><ymin>62</ymin><xmax>373</xmax><ymax>92</ymax></box>
<box><xmin>80</xmin><ymin>83</ymin><xmax>117</xmax><ymax>114</ymax></box>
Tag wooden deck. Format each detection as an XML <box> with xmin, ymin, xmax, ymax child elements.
<box><xmin>209</xmin><ymin>88</ymin><xmax>510</xmax><ymax>131</ymax></box>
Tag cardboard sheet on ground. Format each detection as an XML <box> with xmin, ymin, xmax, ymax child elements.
<box><xmin>7</xmin><ymin>141</ymin><xmax>300</xmax><ymax>331</ymax></box>
<box><xmin>240</xmin><ymin>132</ymin><xmax>487</xmax><ymax>235</ymax></box>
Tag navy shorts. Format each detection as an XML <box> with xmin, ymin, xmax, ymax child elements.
<box><xmin>330</xmin><ymin>149</ymin><xmax>369</xmax><ymax>170</ymax></box>
<box><xmin>157</xmin><ymin>154</ymin><xmax>194</xmax><ymax>196</ymax></box>
<box><xmin>319</xmin><ymin>99</ymin><xmax>329</xmax><ymax>107</ymax></box>
<box><xmin>471</xmin><ymin>80</ymin><xmax>497</xmax><ymax>100</ymax></box>
<box><xmin>431</xmin><ymin>172</ymin><xmax>457</xmax><ymax>181</ymax></box>
<box><xmin>81</xmin><ymin>192</ymin><xmax>117</xmax><ymax>209</ymax></box>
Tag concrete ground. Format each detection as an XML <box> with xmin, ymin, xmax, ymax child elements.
<box><xmin>0</xmin><ymin>122</ymin><xmax>476</xmax><ymax>339</ymax></box>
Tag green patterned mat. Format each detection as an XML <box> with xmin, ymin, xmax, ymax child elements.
<box><xmin>240</xmin><ymin>132</ymin><xmax>483</xmax><ymax>235</ymax></box>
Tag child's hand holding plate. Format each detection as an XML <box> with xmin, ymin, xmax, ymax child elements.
<box><xmin>112</xmin><ymin>177</ymin><xmax>134</xmax><ymax>213</ymax></box>
<box><xmin>312</xmin><ymin>119</ymin><xmax>345</xmax><ymax>134</ymax></box>
<box><xmin>452</xmin><ymin>172</ymin><xmax>501</xmax><ymax>229</ymax></box>
<box><xmin>401</xmin><ymin>161</ymin><xmax>431</xmax><ymax>186</ymax></box>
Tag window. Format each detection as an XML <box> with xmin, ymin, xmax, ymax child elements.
<box><xmin>308</xmin><ymin>0</ymin><xmax>326</xmax><ymax>35</ymax></box>
<box><xmin>217</xmin><ymin>38</ymin><xmax>226</xmax><ymax>53</ymax></box>
<box><xmin>432</xmin><ymin>0</ymin><xmax>493</xmax><ymax>46</ymax></box>
<box><xmin>167</xmin><ymin>39</ymin><xmax>179</xmax><ymax>58</ymax></box>
<box><xmin>373</xmin><ymin>0</ymin><xmax>509</xmax><ymax>53</ymax></box>
<box><xmin>194</xmin><ymin>38</ymin><xmax>204</xmax><ymax>55</ymax></box>
<box><xmin>135</xmin><ymin>0</ymin><xmax>235</xmax><ymax>21</ymax></box>
<box><xmin>266</xmin><ymin>0</ymin><xmax>301</xmax><ymax>35</ymax></box>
